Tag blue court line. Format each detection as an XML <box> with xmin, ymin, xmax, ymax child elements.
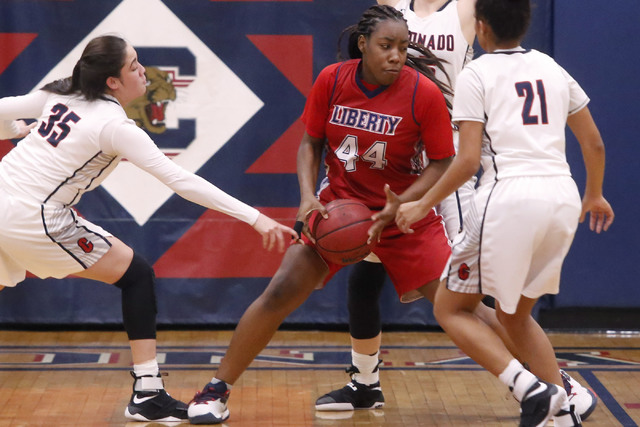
<box><xmin>580</xmin><ymin>369</ymin><xmax>637</xmax><ymax>426</ymax></box>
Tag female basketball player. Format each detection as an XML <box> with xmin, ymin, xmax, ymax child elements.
<box><xmin>186</xmin><ymin>5</ymin><xmax>456</xmax><ymax>424</ymax></box>
<box><xmin>315</xmin><ymin>0</ymin><xmax>478</xmax><ymax>412</ymax></box>
<box><xmin>0</xmin><ymin>34</ymin><xmax>297</xmax><ymax>423</ymax></box>
<box><xmin>317</xmin><ymin>0</ymin><xmax>598</xmax><ymax>421</ymax></box>
<box><xmin>394</xmin><ymin>0</ymin><xmax>614</xmax><ymax>425</ymax></box>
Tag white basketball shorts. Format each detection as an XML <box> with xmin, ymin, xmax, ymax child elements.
<box><xmin>436</xmin><ymin>175</ymin><xmax>477</xmax><ymax>240</ymax></box>
<box><xmin>436</xmin><ymin>129</ymin><xmax>478</xmax><ymax>240</ymax></box>
<box><xmin>442</xmin><ymin>175</ymin><xmax>582</xmax><ymax>314</ymax></box>
<box><xmin>0</xmin><ymin>185</ymin><xmax>113</xmax><ymax>287</ymax></box>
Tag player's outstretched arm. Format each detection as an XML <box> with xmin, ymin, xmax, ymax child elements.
<box><xmin>396</xmin><ymin>120</ymin><xmax>482</xmax><ymax>233</ymax></box>
<box><xmin>567</xmin><ymin>106</ymin><xmax>614</xmax><ymax>233</ymax></box>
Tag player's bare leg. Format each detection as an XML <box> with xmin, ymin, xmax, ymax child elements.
<box><xmin>495</xmin><ymin>297</ymin><xmax>563</xmax><ymax>387</ymax></box>
<box><xmin>474</xmin><ymin>301</ymin><xmax>520</xmax><ymax>359</ymax></box>
<box><xmin>188</xmin><ymin>243</ymin><xmax>329</xmax><ymax>424</ymax></box>
<box><xmin>352</xmin><ymin>334</ymin><xmax>382</xmax><ymax>356</ymax></box>
<box><xmin>434</xmin><ymin>285</ymin><xmax>508</xmax><ymax>374</ymax></box>
<box><xmin>217</xmin><ymin>244</ymin><xmax>328</xmax><ymax>383</ymax></box>
<box><xmin>434</xmin><ymin>285</ymin><xmax>571</xmax><ymax>426</ymax></box>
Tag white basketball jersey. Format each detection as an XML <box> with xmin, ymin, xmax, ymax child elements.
<box><xmin>0</xmin><ymin>91</ymin><xmax>125</xmax><ymax>207</ymax></box>
<box><xmin>452</xmin><ymin>48</ymin><xmax>590</xmax><ymax>183</ymax></box>
<box><xmin>394</xmin><ymin>0</ymin><xmax>474</xmax><ymax>94</ymax></box>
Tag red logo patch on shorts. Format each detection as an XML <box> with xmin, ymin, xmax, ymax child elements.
<box><xmin>458</xmin><ymin>263</ymin><xmax>470</xmax><ymax>280</ymax></box>
<box><xmin>77</xmin><ymin>238</ymin><xmax>94</xmax><ymax>253</ymax></box>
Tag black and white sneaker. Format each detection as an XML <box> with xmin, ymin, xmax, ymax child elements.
<box><xmin>519</xmin><ymin>380</ymin><xmax>566</xmax><ymax>427</ymax></box>
<box><xmin>560</xmin><ymin>369</ymin><xmax>598</xmax><ymax>421</ymax></box>
<box><xmin>124</xmin><ymin>372</ymin><xmax>188</xmax><ymax>422</ymax></box>
<box><xmin>315</xmin><ymin>365</ymin><xmax>384</xmax><ymax>411</ymax></box>
<box><xmin>553</xmin><ymin>403</ymin><xmax>583</xmax><ymax>427</ymax></box>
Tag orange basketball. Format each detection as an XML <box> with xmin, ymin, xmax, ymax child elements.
<box><xmin>311</xmin><ymin>199</ymin><xmax>374</xmax><ymax>265</ymax></box>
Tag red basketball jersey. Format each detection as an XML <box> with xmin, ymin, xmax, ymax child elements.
<box><xmin>302</xmin><ymin>59</ymin><xmax>453</xmax><ymax>209</ymax></box>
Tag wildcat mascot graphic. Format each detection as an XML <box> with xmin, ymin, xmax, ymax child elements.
<box><xmin>125</xmin><ymin>67</ymin><xmax>176</xmax><ymax>134</ymax></box>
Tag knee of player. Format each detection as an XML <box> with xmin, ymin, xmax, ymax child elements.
<box><xmin>433</xmin><ymin>298</ymin><xmax>461</xmax><ymax>327</ymax></box>
<box><xmin>113</xmin><ymin>254</ymin><xmax>157</xmax><ymax>303</ymax></box>
<box><xmin>433</xmin><ymin>303</ymin><xmax>446</xmax><ymax>325</ymax></box>
<box><xmin>495</xmin><ymin>308</ymin><xmax>530</xmax><ymax>333</ymax></box>
<box><xmin>260</xmin><ymin>276</ymin><xmax>309</xmax><ymax>313</ymax></box>
<box><xmin>114</xmin><ymin>253</ymin><xmax>154</xmax><ymax>284</ymax></box>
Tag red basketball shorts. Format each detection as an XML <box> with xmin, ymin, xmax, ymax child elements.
<box><xmin>303</xmin><ymin>209</ymin><xmax>451</xmax><ymax>303</ymax></box>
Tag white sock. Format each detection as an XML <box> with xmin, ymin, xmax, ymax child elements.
<box><xmin>498</xmin><ymin>359</ymin><xmax>536</xmax><ymax>402</ymax></box>
<box><xmin>211</xmin><ymin>377</ymin><xmax>232</xmax><ymax>390</ymax></box>
<box><xmin>133</xmin><ymin>359</ymin><xmax>159</xmax><ymax>377</ymax></box>
<box><xmin>351</xmin><ymin>350</ymin><xmax>380</xmax><ymax>385</ymax></box>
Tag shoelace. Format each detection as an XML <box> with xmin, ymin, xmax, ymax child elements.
<box><xmin>189</xmin><ymin>386</ymin><xmax>229</xmax><ymax>404</ymax></box>
<box><xmin>560</xmin><ymin>371</ymin><xmax>575</xmax><ymax>396</ymax></box>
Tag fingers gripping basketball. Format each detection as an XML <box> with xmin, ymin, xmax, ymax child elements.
<box><xmin>310</xmin><ymin>199</ymin><xmax>375</xmax><ymax>265</ymax></box>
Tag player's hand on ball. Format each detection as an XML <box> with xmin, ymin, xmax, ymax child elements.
<box><xmin>368</xmin><ymin>184</ymin><xmax>399</xmax><ymax>244</ymax></box>
<box><xmin>253</xmin><ymin>214</ymin><xmax>299</xmax><ymax>252</ymax></box>
<box><xmin>311</xmin><ymin>199</ymin><xmax>373</xmax><ymax>265</ymax></box>
<box><xmin>295</xmin><ymin>196</ymin><xmax>328</xmax><ymax>244</ymax></box>
<box><xmin>580</xmin><ymin>194</ymin><xmax>614</xmax><ymax>233</ymax></box>
<box><xmin>395</xmin><ymin>199</ymin><xmax>430</xmax><ymax>234</ymax></box>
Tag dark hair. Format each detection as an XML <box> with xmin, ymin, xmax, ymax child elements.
<box><xmin>337</xmin><ymin>5</ymin><xmax>452</xmax><ymax>108</ymax></box>
<box><xmin>41</xmin><ymin>35</ymin><xmax>128</xmax><ymax>100</ymax></box>
<box><xmin>475</xmin><ymin>0</ymin><xmax>531</xmax><ymax>42</ymax></box>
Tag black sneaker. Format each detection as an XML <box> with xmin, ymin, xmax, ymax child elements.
<box><xmin>124</xmin><ymin>372</ymin><xmax>188</xmax><ymax>422</ymax></box>
<box><xmin>315</xmin><ymin>365</ymin><xmax>384</xmax><ymax>411</ymax></box>
<box><xmin>519</xmin><ymin>380</ymin><xmax>566</xmax><ymax>427</ymax></box>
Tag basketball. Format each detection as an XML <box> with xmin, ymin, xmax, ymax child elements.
<box><xmin>310</xmin><ymin>199</ymin><xmax>374</xmax><ymax>265</ymax></box>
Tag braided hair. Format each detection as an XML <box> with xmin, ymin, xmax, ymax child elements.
<box><xmin>41</xmin><ymin>35</ymin><xmax>128</xmax><ymax>101</ymax></box>
<box><xmin>337</xmin><ymin>4</ymin><xmax>453</xmax><ymax>109</ymax></box>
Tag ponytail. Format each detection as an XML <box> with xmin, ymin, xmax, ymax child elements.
<box><xmin>41</xmin><ymin>35</ymin><xmax>128</xmax><ymax>100</ymax></box>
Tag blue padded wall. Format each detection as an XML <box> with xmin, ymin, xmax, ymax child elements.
<box><xmin>0</xmin><ymin>0</ymin><xmax>636</xmax><ymax>327</ymax></box>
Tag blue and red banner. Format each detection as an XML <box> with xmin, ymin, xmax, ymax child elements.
<box><xmin>0</xmin><ymin>0</ymin><xmax>635</xmax><ymax>326</ymax></box>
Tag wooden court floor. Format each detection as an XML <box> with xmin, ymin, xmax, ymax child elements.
<box><xmin>1</xmin><ymin>329</ymin><xmax>639</xmax><ymax>426</ymax></box>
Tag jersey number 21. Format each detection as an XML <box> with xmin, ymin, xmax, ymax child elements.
<box><xmin>515</xmin><ymin>80</ymin><xmax>548</xmax><ymax>125</ymax></box>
